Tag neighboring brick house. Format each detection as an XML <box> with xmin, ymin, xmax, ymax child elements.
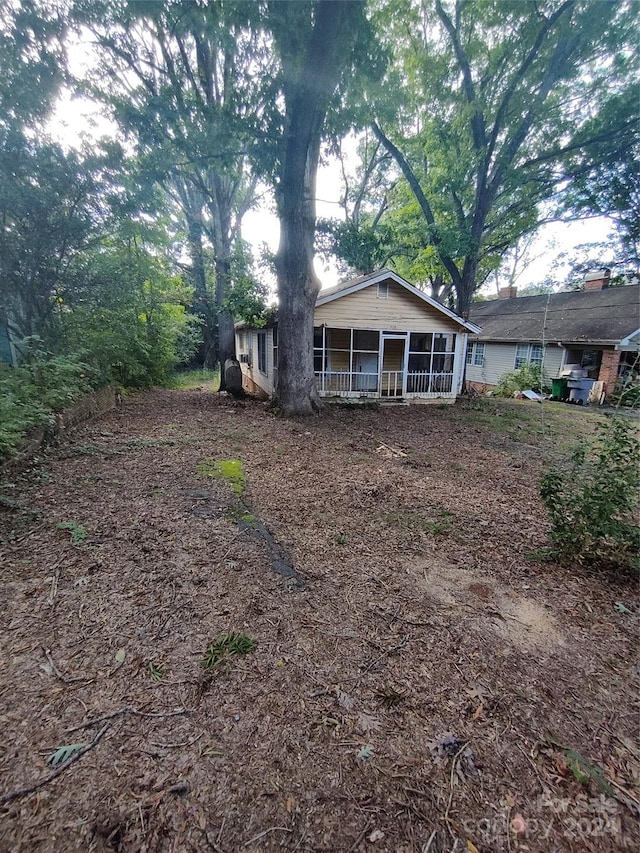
<box><xmin>466</xmin><ymin>271</ymin><xmax>640</xmax><ymax>397</ymax></box>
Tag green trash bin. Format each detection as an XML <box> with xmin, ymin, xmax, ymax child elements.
<box><xmin>551</xmin><ymin>377</ymin><xmax>568</xmax><ymax>401</ymax></box>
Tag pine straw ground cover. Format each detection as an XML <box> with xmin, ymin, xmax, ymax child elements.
<box><xmin>0</xmin><ymin>390</ymin><xmax>638</xmax><ymax>853</ymax></box>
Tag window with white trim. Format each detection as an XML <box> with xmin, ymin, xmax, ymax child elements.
<box><xmin>473</xmin><ymin>342</ymin><xmax>485</xmax><ymax>366</ymax></box>
<box><xmin>515</xmin><ymin>343</ymin><xmax>543</xmax><ymax>369</ymax></box>
<box><xmin>530</xmin><ymin>344</ymin><xmax>543</xmax><ymax>366</ymax></box>
<box><xmin>466</xmin><ymin>341</ymin><xmax>485</xmax><ymax>367</ymax></box>
<box><xmin>515</xmin><ymin>343</ymin><xmax>530</xmax><ymax>369</ymax></box>
<box><xmin>377</xmin><ymin>282</ymin><xmax>389</xmax><ymax>298</ymax></box>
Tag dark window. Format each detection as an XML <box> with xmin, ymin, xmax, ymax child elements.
<box><xmin>353</xmin><ymin>329</ymin><xmax>379</xmax><ymax>351</ymax></box>
<box><xmin>257</xmin><ymin>331</ymin><xmax>267</xmax><ymax>374</ymax></box>
<box><xmin>408</xmin><ymin>353</ymin><xmax>431</xmax><ymax>372</ymax></box>
<box><xmin>409</xmin><ymin>333</ymin><xmax>432</xmax><ymax>352</ymax></box>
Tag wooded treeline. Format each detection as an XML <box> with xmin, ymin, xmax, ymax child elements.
<box><xmin>1</xmin><ymin>0</ymin><xmax>637</xmax><ymax>417</ymax></box>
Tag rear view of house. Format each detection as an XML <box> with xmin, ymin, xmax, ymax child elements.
<box><xmin>466</xmin><ymin>272</ymin><xmax>640</xmax><ymax>397</ymax></box>
<box><xmin>236</xmin><ymin>270</ymin><xmax>480</xmax><ymax>403</ymax></box>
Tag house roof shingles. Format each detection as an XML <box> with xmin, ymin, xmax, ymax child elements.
<box><xmin>469</xmin><ymin>284</ymin><xmax>640</xmax><ymax>345</ymax></box>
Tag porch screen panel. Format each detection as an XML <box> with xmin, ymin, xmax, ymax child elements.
<box><xmin>325</xmin><ymin>328</ymin><xmax>351</xmax><ymax>392</ymax></box>
<box><xmin>313</xmin><ymin>327</ymin><xmax>325</xmax><ymax>373</ymax></box>
<box><xmin>407</xmin><ymin>332</ymin><xmax>456</xmax><ymax>394</ymax></box>
<box><xmin>353</xmin><ymin>330</ymin><xmax>380</xmax><ymax>391</ymax></box>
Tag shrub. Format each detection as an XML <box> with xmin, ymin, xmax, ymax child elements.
<box><xmin>539</xmin><ymin>415</ymin><xmax>640</xmax><ymax>573</ymax></box>
<box><xmin>493</xmin><ymin>363</ymin><xmax>546</xmax><ymax>397</ymax></box>
<box><xmin>609</xmin><ymin>381</ymin><xmax>640</xmax><ymax>409</ymax></box>
<box><xmin>0</xmin><ymin>340</ymin><xmax>97</xmax><ymax>458</ymax></box>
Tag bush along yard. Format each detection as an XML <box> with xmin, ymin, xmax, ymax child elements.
<box><xmin>0</xmin><ymin>391</ymin><xmax>638</xmax><ymax>852</ymax></box>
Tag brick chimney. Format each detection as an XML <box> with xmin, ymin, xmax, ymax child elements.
<box><xmin>498</xmin><ymin>286</ymin><xmax>517</xmax><ymax>299</ymax></box>
<box><xmin>583</xmin><ymin>268</ymin><xmax>611</xmax><ymax>291</ymax></box>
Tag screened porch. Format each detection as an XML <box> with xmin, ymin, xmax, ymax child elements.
<box><xmin>313</xmin><ymin>327</ymin><xmax>458</xmax><ymax>399</ymax></box>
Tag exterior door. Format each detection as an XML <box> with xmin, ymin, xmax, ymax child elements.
<box><xmin>381</xmin><ymin>336</ymin><xmax>407</xmax><ymax>397</ymax></box>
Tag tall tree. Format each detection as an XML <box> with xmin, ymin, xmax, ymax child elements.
<box><xmin>364</xmin><ymin>0</ymin><xmax>639</xmax><ymax>315</ymax></box>
<box><xmin>264</xmin><ymin>0</ymin><xmax>370</xmax><ymax>415</ymax></box>
<box><xmin>75</xmin><ymin>0</ymin><xmax>266</xmax><ymax>381</ymax></box>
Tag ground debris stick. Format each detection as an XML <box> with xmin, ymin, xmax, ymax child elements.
<box><xmin>1</xmin><ymin>723</ymin><xmax>110</xmax><ymax>804</ymax></box>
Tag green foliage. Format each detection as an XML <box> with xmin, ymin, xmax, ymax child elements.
<box><xmin>0</xmin><ymin>342</ymin><xmax>96</xmax><ymax>458</ymax></box>
<box><xmin>148</xmin><ymin>662</ymin><xmax>165</xmax><ymax>683</ymax></box>
<box><xmin>56</xmin><ymin>520</ymin><xmax>88</xmax><ymax>546</ymax></box>
<box><xmin>359</xmin><ymin>0</ymin><xmax>638</xmax><ymax>313</ymax></box>
<box><xmin>539</xmin><ymin>416</ymin><xmax>640</xmax><ymax>573</ymax></box>
<box><xmin>197</xmin><ymin>457</ymin><xmax>245</xmax><ymax>495</ymax></box>
<box><xmin>59</xmin><ymin>242</ymin><xmax>200</xmax><ymax>388</ymax></box>
<box><xmin>168</xmin><ymin>368</ymin><xmax>220</xmax><ymax>390</ymax></box>
<box><xmin>201</xmin><ymin>632</ymin><xmax>257</xmax><ymax>670</ymax></box>
<box><xmin>225</xmin><ymin>241</ymin><xmax>270</xmax><ymax>326</ymax></box>
<box><xmin>493</xmin><ymin>363</ymin><xmax>544</xmax><ymax>397</ymax></box>
<box><xmin>610</xmin><ymin>383</ymin><xmax>640</xmax><ymax>409</ymax></box>
<box><xmin>48</xmin><ymin>743</ymin><xmax>89</xmax><ymax>767</ymax></box>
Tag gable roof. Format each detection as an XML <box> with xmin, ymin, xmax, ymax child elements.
<box><xmin>317</xmin><ymin>270</ymin><xmax>481</xmax><ymax>333</ymax></box>
<box><xmin>468</xmin><ymin>284</ymin><xmax>640</xmax><ymax>345</ymax></box>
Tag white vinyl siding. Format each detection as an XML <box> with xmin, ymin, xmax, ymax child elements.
<box><xmin>235</xmin><ymin>327</ymin><xmax>276</xmax><ymax>396</ymax></box>
<box><xmin>466</xmin><ymin>342</ymin><xmax>565</xmax><ymax>387</ymax></box>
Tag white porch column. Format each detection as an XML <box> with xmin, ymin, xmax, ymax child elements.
<box><xmin>454</xmin><ymin>333</ymin><xmax>466</xmax><ymax>394</ymax></box>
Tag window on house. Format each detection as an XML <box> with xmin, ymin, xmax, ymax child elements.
<box><xmin>515</xmin><ymin>343</ymin><xmax>543</xmax><ymax>369</ymax></box>
<box><xmin>272</xmin><ymin>326</ymin><xmax>278</xmax><ymax>369</ymax></box>
<box><xmin>515</xmin><ymin>343</ymin><xmax>529</xmax><ymax>369</ymax></box>
<box><xmin>377</xmin><ymin>282</ymin><xmax>389</xmax><ymax>298</ymax></box>
<box><xmin>530</xmin><ymin>344</ymin><xmax>543</xmax><ymax>366</ymax></box>
<box><xmin>257</xmin><ymin>331</ymin><xmax>267</xmax><ymax>374</ymax></box>
<box><xmin>473</xmin><ymin>342</ymin><xmax>485</xmax><ymax>366</ymax></box>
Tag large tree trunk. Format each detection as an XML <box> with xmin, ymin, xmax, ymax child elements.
<box><xmin>185</xmin><ymin>215</ymin><xmax>216</xmax><ymax>368</ymax></box>
<box><xmin>207</xmin><ymin>174</ymin><xmax>237</xmax><ymax>392</ymax></box>
<box><xmin>214</xmin><ymin>253</ymin><xmax>236</xmax><ymax>393</ymax></box>
<box><xmin>272</xmin><ymin>0</ymin><xmax>364</xmax><ymax>416</ymax></box>
<box><xmin>274</xmin><ymin>132</ymin><xmax>322</xmax><ymax>415</ymax></box>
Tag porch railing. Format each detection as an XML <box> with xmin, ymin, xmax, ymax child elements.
<box><xmin>381</xmin><ymin>370</ymin><xmax>403</xmax><ymax>397</ymax></box>
<box><xmin>406</xmin><ymin>371</ymin><xmax>454</xmax><ymax>395</ymax></box>
<box><xmin>314</xmin><ymin>371</ymin><xmax>378</xmax><ymax>395</ymax></box>
<box><xmin>313</xmin><ymin>369</ymin><xmax>455</xmax><ymax>397</ymax></box>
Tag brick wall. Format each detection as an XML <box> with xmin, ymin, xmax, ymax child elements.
<box><xmin>597</xmin><ymin>349</ymin><xmax>620</xmax><ymax>397</ymax></box>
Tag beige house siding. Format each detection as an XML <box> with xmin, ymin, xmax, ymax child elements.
<box><xmin>466</xmin><ymin>342</ymin><xmax>565</xmax><ymax>387</ymax></box>
<box><xmin>315</xmin><ymin>282</ymin><xmax>460</xmax><ymax>333</ymax></box>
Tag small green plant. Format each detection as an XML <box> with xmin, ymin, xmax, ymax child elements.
<box><xmin>335</xmin><ymin>532</ymin><xmax>348</xmax><ymax>545</ymax></box>
<box><xmin>56</xmin><ymin>519</ymin><xmax>88</xmax><ymax>546</ymax></box>
<box><xmin>201</xmin><ymin>631</ymin><xmax>257</xmax><ymax>670</ymax></box>
<box><xmin>539</xmin><ymin>415</ymin><xmax>639</xmax><ymax>573</ymax></box>
<box><xmin>148</xmin><ymin>662</ymin><xmax>165</xmax><ymax>683</ymax></box>
<box><xmin>545</xmin><ymin>735</ymin><xmax>613</xmax><ymax>794</ymax></box>
<box><xmin>197</xmin><ymin>457</ymin><xmax>245</xmax><ymax>494</ymax></box>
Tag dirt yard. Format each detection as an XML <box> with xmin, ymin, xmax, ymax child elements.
<box><xmin>1</xmin><ymin>389</ymin><xmax>638</xmax><ymax>852</ymax></box>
